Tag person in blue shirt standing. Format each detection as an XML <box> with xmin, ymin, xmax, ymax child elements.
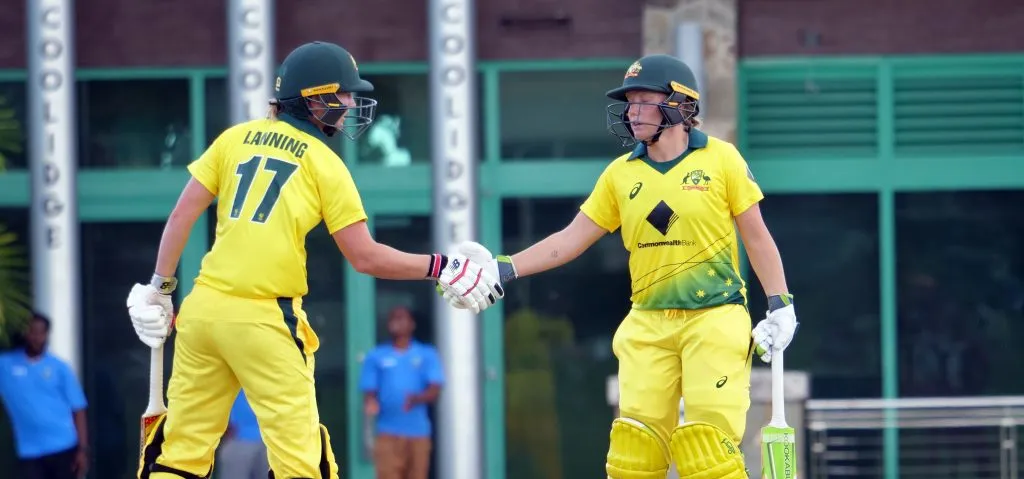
<box><xmin>0</xmin><ymin>312</ymin><xmax>89</xmax><ymax>479</ymax></box>
<box><xmin>360</xmin><ymin>306</ymin><xmax>445</xmax><ymax>479</ymax></box>
<box><xmin>216</xmin><ymin>389</ymin><xmax>268</xmax><ymax>479</ymax></box>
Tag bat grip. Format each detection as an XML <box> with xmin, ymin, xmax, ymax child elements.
<box><xmin>148</xmin><ymin>346</ymin><xmax>164</xmax><ymax>409</ymax></box>
<box><xmin>771</xmin><ymin>349</ymin><xmax>786</xmax><ymax>425</ymax></box>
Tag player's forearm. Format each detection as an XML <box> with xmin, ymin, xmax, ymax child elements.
<box><xmin>154</xmin><ymin>210</ymin><xmax>198</xmax><ymax>277</ymax></box>
<box><xmin>73</xmin><ymin>409</ymin><xmax>89</xmax><ymax>452</ymax></box>
<box><xmin>511</xmin><ymin>229</ymin><xmax>585</xmax><ymax>278</ymax></box>
<box><xmin>744</xmin><ymin>235</ymin><xmax>789</xmax><ymax>297</ymax></box>
<box><xmin>353</xmin><ymin>242</ymin><xmax>435</xmax><ymax>280</ymax></box>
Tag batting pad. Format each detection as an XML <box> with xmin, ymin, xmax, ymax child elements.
<box><xmin>606</xmin><ymin>417</ymin><xmax>671</xmax><ymax>479</ymax></box>
<box><xmin>670</xmin><ymin>422</ymin><xmax>748</xmax><ymax>479</ymax></box>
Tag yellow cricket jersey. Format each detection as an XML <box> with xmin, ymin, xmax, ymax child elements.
<box><xmin>580</xmin><ymin>129</ymin><xmax>764</xmax><ymax>310</ymax></box>
<box><xmin>187</xmin><ymin>113</ymin><xmax>367</xmax><ymax>299</ymax></box>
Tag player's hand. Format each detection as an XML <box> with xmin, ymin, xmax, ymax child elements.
<box><xmin>438</xmin><ymin>241</ymin><xmax>515</xmax><ymax>312</ymax></box>
<box><xmin>436</xmin><ymin>247</ymin><xmax>504</xmax><ymax>314</ymax></box>
<box><xmin>127</xmin><ymin>283</ymin><xmax>173</xmax><ymax>349</ymax></box>
<box><xmin>752</xmin><ymin>294</ymin><xmax>798</xmax><ymax>363</ymax></box>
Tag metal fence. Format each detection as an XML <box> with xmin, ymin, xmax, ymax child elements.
<box><xmin>806</xmin><ymin>396</ymin><xmax>1024</xmax><ymax>479</ymax></box>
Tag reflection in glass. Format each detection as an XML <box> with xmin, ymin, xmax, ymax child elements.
<box><xmin>896</xmin><ymin>191</ymin><xmax>1024</xmax><ymax>397</ymax></box>
<box><xmin>499</xmin><ymin>69</ymin><xmax>628</xmax><ymax>160</ymax></box>
<box><xmin>0</xmin><ymin>82</ymin><xmax>27</xmax><ymax>171</ymax></box>
<box><xmin>745</xmin><ymin>194</ymin><xmax>881</xmax><ymax>398</ymax></box>
<box><xmin>78</xmin><ymin>80</ymin><xmax>192</xmax><ymax>169</ymax></box>
<box><xmin>502</xmin><ymin>198</ymin><xmax>631</xmax><ymax>479</ymax></box>
<box><xmin>357</xmin><ymin>75</ymin><xmax>430</xmax><ymax>166</ymax></box>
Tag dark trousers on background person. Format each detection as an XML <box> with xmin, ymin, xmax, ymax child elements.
<box><xmin>19</xmin><ymin>446</ymin><xmax>78</xmax><ymax>479</ymax></box>
<box><xmin>374</xmin><ymin>434</ymin><xmax>432</xmax><ymax>479</ymax></box>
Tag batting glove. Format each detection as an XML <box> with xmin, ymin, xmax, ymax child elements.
<box><xmin>429</xmin><ymin>244</ymin><xmax>506</xmax><ymax>314</ymax></box>
<box><xmin>438</xmin><ymin>242</ymin><xmax>516</xmax><ymax>311</ymax></box>
<box><xmin>126</xmin><ymin>283</ymin><xmax>172</xmax><ymax>349</ymax></box>
<box><xmin>752</xmin><ymin>294</ymin><xmax>799</xmax><ymax>363</ymax></box>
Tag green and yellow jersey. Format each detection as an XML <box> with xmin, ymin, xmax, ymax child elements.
<box><xmin>580</xmin><ymin>129</ymin><xmax>763</xmax><ymax>310</ymax></box>
<box><xmin>188</xmin><ymin>113</ymin><xmax>367</xmax><ymax>300</ymax></box>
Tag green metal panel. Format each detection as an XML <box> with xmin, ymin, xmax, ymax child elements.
<box><xmin>480</xmin><ymin>194</ymin><xmax>505</xmax><ymax>479</ymax></box>
<box><xmin>743</xmin><ymin>65</ymin><xmax>879</xmax><ymax>159</ymax></box>
<box><xmin>0</xmin><ymin>172</ymin><xmax>29</xmax><ymax>206</ymax></box>
<box><xmin>879</xmin><ymin>188</ymin><xmax>899</xmax><ymax>479</ymax></box>
<box><xmin>346</xmin><ymin>216</ymin><xmax>377</xmax><ymax>479</ymax></box>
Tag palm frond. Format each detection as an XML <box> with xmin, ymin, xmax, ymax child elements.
<box><xmin>0</xmin><ymin>224</ymin><xmax>32</xmax><ymax>347</ymax></box>
<box><xmin>0</xmin><ymin>95</ymin><xmax>24</xmax><ymax>172</ymax></box>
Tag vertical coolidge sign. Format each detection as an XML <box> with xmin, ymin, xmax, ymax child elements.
<box><xmin>27</xmin><ymin>0</ymin><xmax>81</xmax><ymax>374</ymax></box>
<box><xmin>228</xmin><ymin>0</ymin><xmax>274</xmax><ymax>124</ymax></box>
<box><xmin>429</xmin><ymin>0</ymin><xmax>483</xmax><ymax>478</ymax></box>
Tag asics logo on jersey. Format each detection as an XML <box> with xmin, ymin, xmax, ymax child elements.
<box><xmin>629</xmin><ymin>182</ymin><xmax>642</xmax><ymax>199</ymax></box>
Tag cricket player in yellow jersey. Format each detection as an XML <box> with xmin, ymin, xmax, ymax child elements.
<box><xmin>443</xmin><ymin>55</ymin><xmax>799</xmax><ymax>478</ymax></box>
<box><xmin>124</xmin><ymin>41</ymin><xmax>502</xmax><ymax>479</ymax></box>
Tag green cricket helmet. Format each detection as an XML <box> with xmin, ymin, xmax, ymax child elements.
<box><xmin>605</xmin><ymin>54</ymin><xmax>701</xmax><ymax>146</ymax></box>
<box><xmin>273</xmin><ymin>41</ymin><xmax>377</xmax><ymax>139</ymax></box>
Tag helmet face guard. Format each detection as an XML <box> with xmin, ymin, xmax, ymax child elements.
<box><xmin>606</xmin><ymin>88</ymin><xmax>699</xmax><ymax>147</ymax></box>
<box><xmin>279</xmin><ymin>91</ymin><xmax>378</xmax><ymax>140</ymax></box>
<box><xmin>306</xmin><ymin>93</ymin><xmax>378</xmax><ymax>140</ymax></box>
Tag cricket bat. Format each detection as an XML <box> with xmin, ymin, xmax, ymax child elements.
<box><xmin>140</xmin><ymin>345</ymin><xmax>167</xmax><ymax>457</ymax></box>
<box><xmin>761</xmin><ymin>349</ymin><xmax>797</xmax><ymax>479</ymax></box>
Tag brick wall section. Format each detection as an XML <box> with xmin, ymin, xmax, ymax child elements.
<box><xmin>739</xmin><ymin>0</ymin><xmax>1024</xmax><ymax>57</ymax></box>
<box><xmin>1</xmin><ymin>0</ymin><xmax>642</xmax><ymax>68</ymax></box>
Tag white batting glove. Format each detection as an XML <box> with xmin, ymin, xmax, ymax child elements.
<box><xmin>126</xmin><ymin>283</ymin><xmax>172</xmax><ymax>349</ymax></box>
<box><xmin>752</xmin><ymin>294</ymin><xmax>799</xmax><ymax>363</ymax></box>
<box><xmin>436</xmin><ymin>248</ymin><xmax>505</xmax><ymax>314</ymax></box>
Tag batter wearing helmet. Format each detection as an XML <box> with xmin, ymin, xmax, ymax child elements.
<box><xmin>125</xmin><ymin>41</ymin><xmax>503</xmax><ymax>479</ymax></box>
<box><xmin>443</xmin><ymin>54</ymin><xmax>798</xmax><ymax>478</ymax></box>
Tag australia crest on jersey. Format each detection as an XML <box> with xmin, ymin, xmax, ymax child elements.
<box><xmin>681</xmin><ymin>169</ymin><xmax>711</xmax><ymax>191</ymax></box>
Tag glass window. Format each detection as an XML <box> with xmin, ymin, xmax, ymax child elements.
<box><xmin>0</xmin><ymin>207</ymin><xmax>30</xmax><ymax>475</ymax></box>
<box><xmin>746</xmin><ymin>194</ymin><xmax>881</xmax><ymax>399</ymax></box>
<box><xmin>357</xmin><ymin>75</ymin><xmax>430</xmax><ymax>167</ymax></box>
<box><xmin>501</xmin><ymin>197</ymin><xmax>631</xmax><ymax>479</ymax></box>
<box><xmin>499</xmin><ymin>69</ymin><xmax>627</xmax><ymax>160</ymax></box>
<box><xmin>78</xmin><ymin>80</ymin><xmax>192</xmax><ymax>169</ymax></box>
<box><xmin>80</xmin><ymin>222</ymin><xmax>165</xmax><ymax>477</ymax></box>
<box><xmin>896</xmin><ymin>191</ymin><xmax>1024</xmax><ymax>397</ymax></box>
<box><xmin>0</xmin><ymin>82</ymin><xmax>28</xmax><ymax>171</ymax></box>
<box><xmin>204</xmin><ymin>77</ymin><xmax>229</xmax><ymax>149</ymax></box>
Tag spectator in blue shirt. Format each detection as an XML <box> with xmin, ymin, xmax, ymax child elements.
<box><xmin>360</xmin><ymin>306</ymin><xmax>445</xmax><ymax>479</ymax></box>
<box><xmin>0</xmin><ymin>312</ymin><xmax>89</xmax><ymax>479</ymax></box>
<box><xmin>216</xmin><ymin>390</ymin><xmax>268</xmax><ymax>479</ymax></box>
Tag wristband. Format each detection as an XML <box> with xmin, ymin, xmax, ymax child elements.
<box><xmin>426</xmin><ymin>254</ymin><xmax>449</xmax><ymax>280</ymax></box>
<box><xmin>767</xmin><ymin>293</ymin><xmax>793</xmax><ymax>312</ymax></box>
<box><xmin>151</xmin><ymin>273</ymin><xmax>178</xmax><ymax>295</ymax></box>
<box><xmin>496</xmin><ymin>255</ymin><xmax>518</xmax><ymax>284</ymax></box>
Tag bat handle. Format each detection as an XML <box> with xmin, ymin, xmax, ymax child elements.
<box><xmin>770</xmin><ymin>349</ymin><xmax>786</xmax><ymax>426</ymax></box>
<box><xmin>148</xmin><ymin>346</ymin><xmax>165</xmax><ymax>409</ymax></box>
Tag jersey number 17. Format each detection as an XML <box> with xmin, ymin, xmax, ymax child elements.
<box><xmin>229</xmin><ymin>155</ymin><xmax>299</xmax><ymax>223</ymax></box>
